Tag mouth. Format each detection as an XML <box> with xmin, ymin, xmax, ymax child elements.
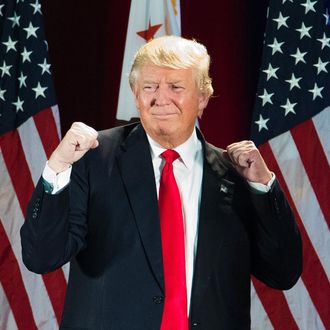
<box><xmin>152</xmin><ymin>112</ymin><xmax>178</xmax><ymax>119</ymax></box>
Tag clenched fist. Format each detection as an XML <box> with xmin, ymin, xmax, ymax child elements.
<box><xmin>224</xmin><ymin>140</ymin><xmax>272</xmax><ymax>185</ymax></box>
<box><xmin>48</xmin><ymin>122</ymin><xmax>99</xmax><ymax>173</ymax></box>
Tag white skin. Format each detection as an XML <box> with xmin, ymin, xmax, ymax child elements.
<box><xmin>48</xmin><ymin>64</ymin><xmax>272</xmax><ymax>184</ymax></box>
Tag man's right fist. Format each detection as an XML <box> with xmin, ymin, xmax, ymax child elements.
<box><xmin>48</xmin><ymin>122</ymin><xmax>99</xmax><ymax>173</ymax></box>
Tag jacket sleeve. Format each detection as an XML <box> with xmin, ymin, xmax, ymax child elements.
<box><xmin>20</xmin><ymin>158</ymin><xmax>89</xmax><ymax>274</ymax></box>
<box><xmin>248</xmin><ymin>178</ymin><xmax>302</xmax><ymax>290</ymax></box>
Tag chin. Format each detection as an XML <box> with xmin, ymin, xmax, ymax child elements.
<box><xmin>156</xmin><ymin>121</ymin><xmax>178</xmax><ymax>134</ymax></box>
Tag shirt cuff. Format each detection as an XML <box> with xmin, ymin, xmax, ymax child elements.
<box><xmin>42</xmin><ymin>161</ymin><xmax>72</xmax><ymax>194</ymax></box>
<box><xmin>247</xmin><ymin>172</ymin><xmax>276</xmax><ymax>194</ymax></box>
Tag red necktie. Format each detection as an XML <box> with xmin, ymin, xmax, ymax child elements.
<box><xmin>159</xmin><ymin>150</ymin><xmax>188</xmax><ymax>330</ymax></box>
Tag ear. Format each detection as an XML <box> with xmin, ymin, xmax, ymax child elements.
<box><xmin>197</xmin><ymin>93</ymin><xmax>210</xmax><ymax>118</ymax></box>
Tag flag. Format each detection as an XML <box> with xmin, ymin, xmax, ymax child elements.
<box><xmin>116</xmin><ymin>0</ymin><xmax>181</xmax><ymax>122</ymax></box>
<box><xmin>0</xmin><ymin>1</ymin><xmax>68</xmax><ymax>329</ymax></box>
<box><xmin>250</xmin><ymin>0</ymin><xmax>330</xmax><ymax>329</ymax></box>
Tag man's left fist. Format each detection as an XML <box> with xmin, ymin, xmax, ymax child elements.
<box><xmin>224</xmin><ymin>140</ymin><xmax>272</xmax><ymax>184</ymax></box>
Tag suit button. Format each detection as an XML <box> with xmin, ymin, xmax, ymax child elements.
<box><xmin>153</xmin><ymin>296</ymin><xmax>164</xmax><ymax>304</ymax></box>
<box><xmin>192</xmin><ymin>321</ymin><xmax>199</xmax><ymax>327</ymax></box>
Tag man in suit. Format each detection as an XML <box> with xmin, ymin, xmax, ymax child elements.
<box><xmin>21</xmin><ymin>36</ymin><xmax>302</xmax><ymax>329</ymax></box>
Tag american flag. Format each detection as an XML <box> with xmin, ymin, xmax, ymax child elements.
<box><xmin>250</xmin><ymin>0</ymin><xmax>330</xmax><ymax>329</ymax></box>
<box><xmin>0</xmin><ymin>0</ymin><xmax>68</xmax><ymax>329</ymax></box>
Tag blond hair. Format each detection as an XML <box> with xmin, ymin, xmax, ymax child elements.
<box><xmin>129</xmin><ymin>36</ymin><xmax>213</xmax><ymax>96</ymax></box>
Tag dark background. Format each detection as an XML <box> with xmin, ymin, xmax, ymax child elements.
<box><xmin>42</xmin><ymin>1</ymin><xmax>269</xmax><ymax>148</ymax></box>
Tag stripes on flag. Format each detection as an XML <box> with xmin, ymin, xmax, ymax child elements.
<box><xmin>252</xmin><ymin>278</ymin><xmax>299</xmax><ymax>330</ymax></box>
<box><xmin>289</xmin><ymin>119</ymin><xmax>330</xmax><ymax>226</ymax></box>
<box><xmin>0</xmin><ymin>109</ymin><xmax>68</xmax><ymax>329</ymax></box>
<box><xmin>251</xmin><ymin>113</ymin><xmax>330</xmax><ymax>329</ymax></box>
<box><xmin>0</xmin><ymin>219</ymin><xmax>38</xmax><ymax>330</ymax></box>
<box><xmin>250</xmin><ymin>0</ymin><xmax>330</xmax><ymax>328</ymax></box>
<box><xmin>0</xmin><ymin>0</ymin><xmax>68</xmax><ymax>328</ymax></box>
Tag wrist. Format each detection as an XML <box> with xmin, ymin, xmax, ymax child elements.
<box><xmin>260</xmin><ymin>171</ymin><xmax>273</xmax><ymax>185</ymax></box>
<box><xmin>48</xmin><ymin>157</ymin><xmax>71</xmax><ymax>174</ymax></box>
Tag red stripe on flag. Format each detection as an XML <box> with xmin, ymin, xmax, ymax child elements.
<box><xmin>33</xmin><ymin>107</ymin><xmax>60</xmax><ymax>159</ymax></box>
<box><xmin>260</xmin><ymin>142</ymin><xmax>330</xmax><ymax>329</ymax></box>
<box><xmin>252</xmin><ymin>278</ymin><xmax>299</xmax><ymax>330</ymax></box>
<box><xmin>0</xmin><ymin>220</ymin><xmax>38</xmax><ymax>330</ymax></box>
<box><xmin>0</xmin><ymin>130</ymin><xmax>34</xmax><ymax>215</ymax></box>
<box><xmin>0</xmin><ymin>128</ymin><xmax>66</xmax><ymax>325</ymax></box>
<box><xmin>290</xmin><ymin>119</ymin><xmax>330</xmax><ymax>228</ymax></box>
<box><xmin>42</xmin><ymin>270</ymin><xmax>67</xmax><ymax>323</ymax></box>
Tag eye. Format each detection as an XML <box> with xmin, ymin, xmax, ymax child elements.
<box><xmin>143</xmin><ymin>84</ymin><xmax>158</xmax><ymax>92</ymax></box>
<box><xmin>171</xmin><ymin>84</ymin><xmax>184</xmax><ymax>92</ymax></box>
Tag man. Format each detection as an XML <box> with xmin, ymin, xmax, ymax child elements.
<box><xmin>21</xmin><ymin>36</ymin><xmax>302</xmax><ymax>329</ymax></box>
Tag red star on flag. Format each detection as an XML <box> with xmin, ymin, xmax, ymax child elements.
<box><xmin>137</xmin><ymin>20</ymin><xmax>162</xmax><ymax>41</ymax></box>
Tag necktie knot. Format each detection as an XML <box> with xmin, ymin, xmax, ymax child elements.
<box><xmin>161</xmin><ymin>149</ymin><xmax>180</xmax><ymax>164</ymax></box>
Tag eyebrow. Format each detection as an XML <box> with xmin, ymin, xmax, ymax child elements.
<box><xmin>141</xmin><ymin>80</ymin><xmax>184</xmax><ymax>84</ymax></box>
<box><xmin>142</xmin><ymin>80</ymin><xmax>158</xmax><ymax>84</ymax></box>
<box><xmin>168</xmin><ymin>80</ymin><xmax>184</xmax><ymax>84</ymax></box>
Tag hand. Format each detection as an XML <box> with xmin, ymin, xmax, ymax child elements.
<box><xmin>48</xmin><ymin>122</ymin><xmax>99</xmax><ymax>173</ymax></box>
<box><xmin>223</xmin><ymin>140</ymin><xmax>272</xmax><ymax>184</ymax></box>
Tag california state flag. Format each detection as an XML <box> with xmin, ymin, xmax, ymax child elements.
<box><xmin>116</xmin><ymin>0</ymin><xmax>181</xmax><ymax>122</ymax></box>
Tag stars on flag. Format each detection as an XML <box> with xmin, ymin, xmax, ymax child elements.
<box><xmin>267</xmin><ymin>38</ymin><xmax>284</xmax><ymax>54</ymax></box>
<box><xmin>0</xmin><ymin>61</ymin><xmax>12</xmax><ymax>77</ymax></box>
<box><xmin>21</xmin><ymin>47</ymin><xmax>33</xmax><ymax>63</ymax></box>
<box><xmin>0</xmin><ymin>88</ymin><xmax>6</xmax><ymax>101</ymax></box>
<box><xmin>18</xmin><ymin>72</ymin><xmax>28</xmax><ymax>88</ymax></box>
<box><xmin>2</xmin><ymin>37</ymin><xmax>18</xmax><ymax>53</ymax></box>
<box><xmin>32</xmin><ymin>82</ymin><xmax>48</xmax><ymax>99</ymax></box>
<box><xmin>255</xmin><ymin>114</ymin><xmax>270</xmax><ymax>132</ymax></box>
<box><xmin>285</xmin><ymin>73</ymin><xmax>302</xmax><ymax>90</ymax></box>
<box><xmin>290</xmin><ymin>48</ymin><xmax>307</xmax><ymax>64</ymax></box>
<box><xmin>23</xmin><ymin>22</ymin><xmax>39</xmax><ymax>39</ymax></box>
<box><xmin>12</xmin><ymin>96</ymin><xmax>24</xmax><ymax>112</ymax></box>
<box><xmin>313</xmin><ymin>58</ymin><xmax>329</xmax><ymax>74</ymax></box>
<box><xmin>252</xmin><ymin>0</ymin><xmax>330</xmax><ymax>143</ymax></box>
<box><xmin>308</xmin><ymin>83</ymin><xmax>323</xmax><ymax>100</ymax></box>
<box><xmin>0</xmin><ymin>0</ymin><xmax>56</xmax><ymax>129</ymax></box>
<box><xmin>273</xmin><ymin>12</ymin><xmax>289</xmax><ymax>29</ymax></box>
<box><xmin>30</xmin><ymin>0</ymin><xmax>42</xmax><ymax>15</ymax></box>
<box><xmin>8</xmin><ymin>11</ymin><xmax>21</xmax><ymax>27</ymax></box>
<box><xmin>280</xmin><ymin>98</ymin><xmax>297</xmax><ymax>116</ymax></box>
<box><xmin>38</xmin><ymin>58</ymin><xmax>51</xmax><ymax>75</ymax></box>
<box><xmin>324</xmin><ymin>8</ymin><xmax>329</xmax><ymax>26</ymax></box>
<box><xmin>258</xmin><ymin>89</ymin><xmax>274</xmax><ymax>106</ymax></box>
<box><xmin>295</xmin><ymin>22</ymin><xmax>312</xmax><ymax>39</ymax></box>
<box><xmin>262</xmin><ymin>63</ymin><xmax>279</xmax><ymax>81</ymax></box>
<box><xmin>300</xmin><ymin>0</ymin><xmax>317</xmax><ymax>14</ymax></box>
<box><xmin>317</xmin><ymin>32</ymin><xmax>330</xmax><ymax>49</ymax></box>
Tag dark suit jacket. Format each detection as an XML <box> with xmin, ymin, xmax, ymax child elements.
<box><xmin>21</xmin><ymin>123</ymin><xmax>302</xmax><ymax>330</ymax></box>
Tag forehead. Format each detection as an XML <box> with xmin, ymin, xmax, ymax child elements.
<box><xmin>137</xmin><ymin>65</ymin><xmax>194</xmax><ymax>82</ymax></box>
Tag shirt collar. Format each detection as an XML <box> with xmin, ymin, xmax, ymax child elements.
<box><xmin>146</xmin><ymin>128</ymin><xmax>201</xmax><ymax>170</ymax></box>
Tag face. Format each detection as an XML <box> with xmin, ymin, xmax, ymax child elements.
<box><xmin>133</xmin><ymin>65</ymin><xmax>209</xmax><ymax>148</ymax></box>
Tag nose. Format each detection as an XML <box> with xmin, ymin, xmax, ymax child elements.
<box><xmin>154</xmin><ymin>86</ymin><xmax>171</xmax><ymax>106</ymax></box>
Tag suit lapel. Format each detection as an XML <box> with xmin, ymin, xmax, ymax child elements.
<box><xmin>116</xmin><ymin>125</ymin><xmax>164</xmax><ymax>292</ymax></box>
<box><xmin>190</xmin><ymin>140</ymin><xmax>235</xmax><ymax>311</ymax></box>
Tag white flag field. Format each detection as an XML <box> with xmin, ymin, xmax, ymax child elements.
<box><xmin>116</xmin><ymin>0</ymin><xmax>181</xmax><ymax>122</ymax></box>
